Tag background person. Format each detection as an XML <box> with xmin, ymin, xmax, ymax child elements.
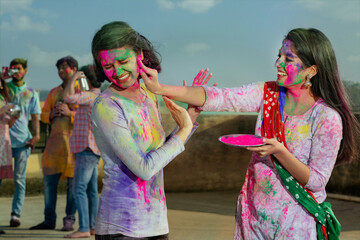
<box><xmin>63</xmin><ymin>64</ymin><xmax>101</xmax><ymax>238</ymax></box>
<box><xmin>30</xmin><ymin>56</ymin><xmax>79</xmax><ymax>231</ymax></box>
<box><xmin>2</xmin><ymin>58</ymin><xmax>41</xmax><ymax>228</ymax></box>
<box><xmin>0</xmin><ymin>74</ymin><xmax>16</xmax><ymax>235</ymax></box>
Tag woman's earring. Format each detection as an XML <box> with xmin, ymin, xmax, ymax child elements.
<box><xmin>304</xmin><ymin>74</ymin><xmax>312</xmax><ymax>87</ymax></box>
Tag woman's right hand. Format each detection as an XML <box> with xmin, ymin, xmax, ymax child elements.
<box><xmin>163</xmin><ymin>96</ymin><xmax>192</xmax><ymax>144</ymax></box>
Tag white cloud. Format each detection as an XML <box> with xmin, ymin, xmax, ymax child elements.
<box><xmin>0</xmin><ymin>0</ymin><xmax>54</xmax><ymax>17</ymax></box>
<box><xmin>0</xmin><ymin>0</ymin><xmax>33</xmax><ymax>15</ymax></box>
<box><xmin>27</xmin><ymin>45</ymin><xmax>93</xmax><ymax>67</ymax></box>
<box><xmin>184</xmin><ymin>42</ymin><xmax>210</xmax><ymax>55</ymax></box>
<box><xmin>295</xmin><ymin>0</ymin><xmax>359</xmax><ymax>22</ymax></box>
<box><xmin>178</xmin><ymin>0</ymin><xmax>220</xmax><ymax>13</ymax></box>
<box><xmin>0</xmin><ymin>0</ymin><xmax>55</xmax><ymax>33</ymax></box>
<box><xmin>157</xmin><ymin>0</ymin><xmax>175</xmax><ymax>10</ymax></box>
<box><xmin>0</xmin><ymin>15</ymin><xmax>50</xmax><ymax>33</ymax></box>
<box><xmin>347</xmin><ymin>55</ymin><xmax>360</xmax><ymax>62</ymax></box>
<box><xmin>157</xmin><ymin>0</ymin><xmax>221</xmax><ymax>13</ymax></box>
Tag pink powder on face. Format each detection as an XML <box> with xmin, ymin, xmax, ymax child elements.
<box><xmin>136</xmin><ymin>55</ymin><xmax>142</xmax><ymax>74</ymax></box>
<box><xmin>220</xmin><ymin>134</ymin><xmax>264</xmax><ymax>146</ymax></box>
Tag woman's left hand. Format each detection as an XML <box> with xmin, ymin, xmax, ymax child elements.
<box><xmin>246</xmin><ymin>138</ymin><xmax>285</xmax><ymax>157</ymax></box>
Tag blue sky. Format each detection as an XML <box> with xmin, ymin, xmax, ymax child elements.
<box><xmin>0</xmin><ymin>0</ymin><xmax>359</xmax><ymax>91</ymax></box>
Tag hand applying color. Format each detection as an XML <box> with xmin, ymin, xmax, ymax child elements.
<box><xmin>138</xmin><ymin>58</ymin><xmax>163</xmax><ymax>95</ymax></box>
<box><xmin>183</xmin><ymin>68</ymin><xmax>216</xmax><ymax>123</ymax></box>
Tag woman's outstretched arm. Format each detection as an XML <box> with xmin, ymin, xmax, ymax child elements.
<box><xmin>139</xmin><ymin>59</ymin><xmax>210</xmax><ymax>107</ymax></box>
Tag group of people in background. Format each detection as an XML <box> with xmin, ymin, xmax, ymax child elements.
<box><xmin>1</xmin><ymin>20</ymin><xmax>360</xmax><ymax>240</ymax></box>
<box><xmin>0</xmin><ymin>56</ymin><xmax>101</xmax><ymax>238</ymax></box>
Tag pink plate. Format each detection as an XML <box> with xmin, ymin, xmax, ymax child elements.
<box><xmin>218</xmin><ymin>134</ymin><xmax>265</xmax><ymax>147</ymax></box>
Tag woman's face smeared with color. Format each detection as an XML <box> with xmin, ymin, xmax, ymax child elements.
<box><xmin>275</xmin><ymin>40</ymin><xmax>307</xmax><ymax>87</ymax></box>
<box><xmin>98</xmin><ymin>47</ymin><xmax>140</xmax><ymax>89</ymax></box>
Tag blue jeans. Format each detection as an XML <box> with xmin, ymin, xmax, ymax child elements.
<box><xmin>74</xmin><ymin>149</ymin><xmax>100</xmax><ymax>232</ymax></box>
<box><xmin>43</xmin><ymin>173</ymin><xmax>76</xmax><ymax>226</ymax></box>
<box><xmin>11</xmin><ymin>147</ymin><xmax>31</xmax><ymax>217</ymax></box>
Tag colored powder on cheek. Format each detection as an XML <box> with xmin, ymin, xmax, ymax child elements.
<box><xmin>295</xmin><ymin>74</ymin><xmax>303</xmax><ymax>84</ymax></box>
<box><xmin>285</xmin><ymin>64</ymin><xmax>303</xmax><ymax>84</ymax></box>
<box><xmin>220</xmin><ymin>135</ymin><xmax>263</xmax><ymax>146</ymax></box>
<box><xmin>136</xmin><ymin>55</ymin><xmax>142</xmax><ymax>74</ymax></box>
<box><xmin>286</xmin><ymin>64</ymin><xmax>295</xmax><ymax>73</ymax></box>
<box><xmin>280</xmin><ymin>62</ymin><xmax>286</xmax><ymax>71</ymax></box>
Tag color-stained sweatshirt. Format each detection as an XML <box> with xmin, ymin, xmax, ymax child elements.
<box><xmin>92</xmin><ymin>87</ymin><xmax>196</xmax><ymax>238</ymax></box>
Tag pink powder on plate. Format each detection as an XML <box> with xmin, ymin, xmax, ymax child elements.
<box><xmin>220</xmin><ymin>134</ymin><xmax>264</xmax><ymax>146</ymax></box>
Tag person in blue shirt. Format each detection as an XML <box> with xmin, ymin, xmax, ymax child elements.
<box><xmin>3</xmin><ymin>58</ymin><xmax>41</xmax><ymax>227</ymax></box>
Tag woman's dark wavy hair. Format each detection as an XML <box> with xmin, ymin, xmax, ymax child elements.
<box><xmin>285</xmin><ymin>28</ymin><xmax>360</xmax><ymax>165</ymax></box>
<box><xmin>79</xmin><ymin>64</ymin><xmax>101</xmax><ymax>88</ymax></box>
<box><xmin>91</xmin><ymin>21</ymin><xmax>161</xmax><ymax>83</ymax></box>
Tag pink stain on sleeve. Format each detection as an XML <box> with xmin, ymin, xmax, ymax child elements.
<box><xmin>136</xmin><ymin>179</ymin><xmax>150</xmax><ymax>203</ymax></box>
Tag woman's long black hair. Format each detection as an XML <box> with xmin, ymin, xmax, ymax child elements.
<box><xmin>286</xmin><ymin>28</ymin><xmax>360</xmax><ymax>165</ymax></box>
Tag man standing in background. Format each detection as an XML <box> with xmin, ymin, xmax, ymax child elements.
<box><xmin>30</xmin><ymin>56</ymin><xmax>78</xmax><ymax>231</ymax></box>
<box><xmin>63</xmin><ymin>64</ymin><xmax>101</xmax><ymax>238</ymax></box>
<box><xmin>3</xmin><ymin>58</ymin><xmax>41</xmax><ymax>228</ymax></box>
